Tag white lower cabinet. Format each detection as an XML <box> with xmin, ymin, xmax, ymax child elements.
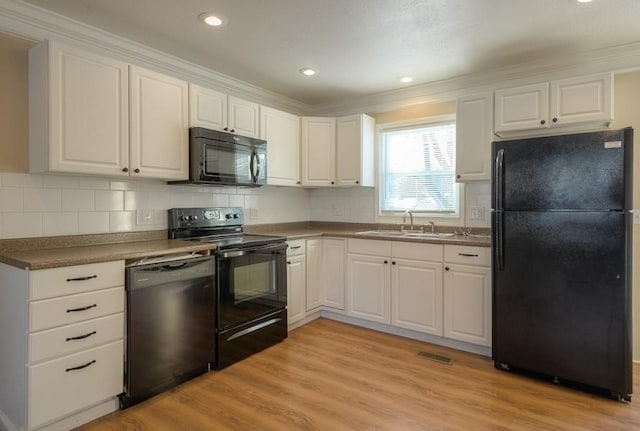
<box><xmin>305</xmin><ymin>239</ymin><xmax>324</xmax><ymax>311</ymax></box>
<box><xmin>346</xmin><ymin>239</ymin><xmax>491</xmax><ymax>347</ymax></box>
<box><xmin>443</xmin><ymin>245</ymin><xmax>492</xmax><ymax>347</ymax></box>
<box><xmin>0</xmin><ymin>260</ymin><xmax>125</xmax><ymax>431</ymax></box>
<box><xmin>286</xmin><ymin>240</ymin><xmax>306</xmax><ymax>326</ymax></box>
<box><xmin>322</xmin><ymin>238</ymin><xmax>346</xmax><ymax>310</ymax></box>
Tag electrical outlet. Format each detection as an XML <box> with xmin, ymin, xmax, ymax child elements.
<box><xmin>634</xmin><ymin>210</ymin><xmax>640</xmax><ymax>225</ymax></box>
<box><xmin>250</xmin><ymin>208</ymin><xmax>259</xmax><ymax>219</ymax></box>
<box><xmin>470</xmin><ymin>207</ymin><xmax>485</xmax><ymax>220</ymax></box>
<box><xmin>136</xmin><ymin>209</ymin><xmax>153</xmax><ymax>226</ymax></box>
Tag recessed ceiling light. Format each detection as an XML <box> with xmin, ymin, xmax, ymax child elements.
<box><xmin>198</xmin><ymin>13</ymin><xmax>228</xmax><ymax>27</ymax></box>
<box><xmin>400</xmin><ymin>76</ymin><xmax>413</xmax><ymax>83</ymax></box>
<box><xmin>299</xmin><ymin>67</ymin><xmax>317</xmax><ymax>76</ymax></box>
<box><xmin>577</xmin><ymin>0</ymin><xmax>593</xmax><ymax>3</ymax></box>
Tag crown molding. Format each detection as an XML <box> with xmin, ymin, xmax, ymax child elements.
<box><xmin>0</xmin><ymin>0</ymin><xmax>311</xmax><ymax>114</ymax></box>
<box><xmin>311</xmin><ymin>42</ymin><xmax>640</xmax><ymax>117</ymax></box>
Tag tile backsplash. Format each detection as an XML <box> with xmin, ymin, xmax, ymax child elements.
<box><xmin>0</xmin><ymin>173</ymin><xmax>310</xmax><ymax>239</ymax></box>
<box><xmin>0</xmin><ymin>173</ymin><xmax>490</xmax><ymax>239</ymax></box>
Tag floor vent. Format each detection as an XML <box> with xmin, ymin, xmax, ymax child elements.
<box><xmin>417</xmin><ymin>351</ymin><xmax>454</xmax><ymax>365</ymax></box>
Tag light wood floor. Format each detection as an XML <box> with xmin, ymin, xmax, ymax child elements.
<box><xmin>76</xmin><ymin>318</ymin><xmax>640</xmax><ymax>430</ymax></box>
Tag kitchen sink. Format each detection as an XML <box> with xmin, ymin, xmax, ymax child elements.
<box><xmin>355</xmin><ymin>230</ymin><xmax>404</xmax><ymax>236</ymax></box>
<box><xmin>403</xmin><ymin>232</ymin><xmax>455</xmax><ymax>238</ymax></box>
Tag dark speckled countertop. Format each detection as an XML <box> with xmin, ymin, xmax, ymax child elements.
<box><xmin>0</xmin><ymin>231</ymin><xmax>216</xmax><ymax>270</ymax></box>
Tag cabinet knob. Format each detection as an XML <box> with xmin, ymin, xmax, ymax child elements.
<box><xmin>356</xmin><ymin>180</ymin><xmax>359</xmax><ymax>184</ymax></box>
<box><xmin>540</xmin><ymin>120</ymin><xmax>546</xmax><ymax>125</ymax></box>
<box><xmin>224</xmin><ymin>127</ymin><xmax>229</xmax><ymax>131</ymax></box>
<box><xmin>230</xmin><ymin>129</ymin><xmax>235</xmax><ymax>133</ymax></box>
<box><xmin>287</xmin><ymin>261</ymin><xmax>291</xmax><ymax>265</ymax></box>
<box><xmin>134</xmin><ymin>168</ymin><xmax>140</xmax><ymax>174</ymax></box>
<box><xmin>296</xmin><ymin>181</ymin><xmax>301</xmax><ymax>185</ymax></box>
<box><xmin>552</xmin><ymin>117</ymin><xmax>558</xmax><ymax>123</ymax></box>
<box><xmin>331</xmin><ymin>181</ymin><xmax>335</xmax><ymax>185</ymax></box>
<box><xmin>456</xmin><ymin>174</ymin><xmax>461</xmax><ymax>179</ymax></box>
<box><xmin>122</xmin><ymin>167</ymin><xmax>129</xmax><ymax>173</ymax></box>
<box><xmin>392</xmin><ymin>261</ymin><xmax>396</xmax><ymax>265</ymax></box>
<box><xmin>445</xmin><ymin>267</ymin><xmax>450</xmax><ymax>271</ymax></box>
<box><xmin>384</xmin><ymin>260</ymin><xmax>388</xmax><ymax>264</ymax></box>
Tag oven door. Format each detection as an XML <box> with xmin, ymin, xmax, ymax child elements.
<box><xmin>217</xmin><ymin>242</ymin><xmax>287</xmax><ymax>330</ymax></box>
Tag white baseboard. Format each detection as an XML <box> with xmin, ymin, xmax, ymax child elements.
<box><xmin>288</xmin><ymin>310</ymin><xmax>322</xmax><ymax>332</ymax></box>
<box><xmin>320</xmin><ymin>310</ymin><xmax>492</xmax><ymax>358</ymax></box>
<box><xmin>35</xmin><ymin>398</ymin><xmax>118</xmax><ymax>431</ymax></box>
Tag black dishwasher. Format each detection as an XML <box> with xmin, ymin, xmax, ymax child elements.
<box><xmin>120</xmin><ymin>255</ymin><xmax>215</xmax><ymax>408</ymax></box>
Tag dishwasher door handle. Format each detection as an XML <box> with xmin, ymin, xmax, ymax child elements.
<box><xmin>226</xmin><ymin>318</ymin><xmax>282</xmax><ymax>342</ymax></box>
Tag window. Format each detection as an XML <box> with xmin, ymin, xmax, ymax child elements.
<box><xmin>380</xmin><ymin>120</ymin><xmax>458</xmax><ymax>215</ymax></box>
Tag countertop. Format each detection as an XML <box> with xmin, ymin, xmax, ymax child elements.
<box><xmin>246</xmin><ymin>223</ymin><xmax>491</xmax><ymax>247</ymax></box>
<box><xmin>0</xmin><ymin>223</ymin><xmax>490</xmax><ymax>271</ymax></box>
<box><xmin>0</xmin><ymin>233</ymin><xmax>216</xmax><ymax>270</ymax></box>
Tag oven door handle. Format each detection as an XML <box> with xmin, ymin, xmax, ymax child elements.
<box><xmin>218</xmin><ymin>243</ymin><xmax>285</xmax><ymax>259</ymax></box>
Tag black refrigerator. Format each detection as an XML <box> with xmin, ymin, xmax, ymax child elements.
<box><xmin>491</xmin><ymin>127</ymin><xmax>633</xmax><ymax>401</ymax></box>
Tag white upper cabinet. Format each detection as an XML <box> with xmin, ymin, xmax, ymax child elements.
<box><xmin>549</xmin><ymin>73</ymin><xmax>612</xmax><ymax>126</ymax></box>
<box><xmin>336</xmin><ymin>114</ymin><xmax>375</xmax><ymax>187</ymax></box>
<box><xmin>455</xmin><ymin>93</ymin><xmax>494</xmax><ymax>182</ymax></box>
<box><xmin>494</xmin><ymin>83</ymin><xmax>549</xmax><ymax>133</ymax></box>
<box><xmin>189</xmin><ymin>84</ymin><xmax>259</xmax><ymax>138</ymax></box>
<box><xmin>494</xmin><ymin>73</ymin><xmax>613</xmax><ymax>135</ymax></box>
<box><xmin>301</xmin><ymin>117</ymin><xmax>336</xmax><ymax>186</ymax></box>
<box><xmin>260</xmin><ymin>106</ymin><xmax>301</xmax><ymax>186</ymax></box>
<box><xmin>129</xmin><ymin>66</ymin><xmax>189</xmax><ymax>180</ymax></box>
<box><xmin>29</xmin><ymin>41</ymin><xmax>129</xmax><ymax>177</ymax></box>
<box><xmin>29</xmin><ymin>40</ymin><xmax>189</xmax><ymax>180</ymax></box>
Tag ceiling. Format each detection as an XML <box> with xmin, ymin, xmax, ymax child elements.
<box><xmin>18</xmin><ymin>0</ymin><xmax>640</xmax><ymax>106</ymax></box>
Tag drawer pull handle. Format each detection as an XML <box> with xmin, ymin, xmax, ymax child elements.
<box><xmin>66</xmin><ymin>304</ymin><xmax>97</xmax><ymax>313</ymax></box>
<box><xmin>290</xmin><ymin>246</ymin><xmax>302</xmax><ymax>250</ymax></box>
<box><xmin>65</xmin><ymin>360</ymin><xmax>96</xmax><ymax>373</ymax></box>
<box><xmin>66</xmin><ymin>275</ymin><xmax>98</xmax><ymax>282</ymax></box>
<box><xmin>66</xmin><ymin>331</ymin><xmax>97</xmax><ymax>342</ymax></box>
<box><xmin>458</xmin><ymin>253</ymin><xmax>479</xmax><ymax>257</ymax></box>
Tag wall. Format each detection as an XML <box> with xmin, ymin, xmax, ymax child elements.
<box><xmin>0</xmin><ymin>32</ymin><xmax>31</xmax><ymax>173</ymax></box>
<box><xmin>609</xmin><ymin>70</ymin><xmax>640</xmax><ymax>361</ymax></box>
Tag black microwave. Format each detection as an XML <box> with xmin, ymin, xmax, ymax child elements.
<box><xmin>171</xmin><ymin>127</ymin><xmax>267</xmax><ymax>187</ymax></box>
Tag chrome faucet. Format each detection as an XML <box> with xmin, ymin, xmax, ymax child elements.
<box><xmin>428</xmin><ymin>221</ymin><xmax>435</xmax><ymax>233</ymax></box>
<box><xmin>402</xmin><ymin>210</ymin><xmax>414</xmax><ymax>232</ymax></box>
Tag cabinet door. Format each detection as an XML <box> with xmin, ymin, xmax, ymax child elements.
<box><xmin>550</xmin><ymin>73</ymin><xmax>612</xmax><ymax>126</ymax></box>
<box><xmin>391</xmin><ymin>258</ymin><xmax>443</xmax><ymax>335</ymax></box>
<box><xmin>260</xmin><ymin>106</ymin><xmax>301</xmax><ymax>186</ymax></box>
<box><xmin>305</xmin><ymin>239</ymin><xmax>323</xmax><ymax>311</ymax></box>
<box><xmin>286</xmin><ymin>254</ymin><xmax>306</xmax><ymax>325</ymax></box>
<box><xmin>129</xmin><ymin>66</ymin><xmax>189</xmax><ymax>180</ymax></box>
<box><xmin>189</xmin><ymin>83</ymin><xmax>227</xmax><ymax>131</ymax></box>
<box><xmin>456</xmin><ymin>93</ymin><xmax>493</xmax><ymax>182</ymax></box>
<box><xmin>228</xmin><ymin>96</ymin><xmax>260</xmax><ymax>138</ymax></box>
<box><xmin>322</xmin><ymin>238</ymin><xmax>345</xmax><ymax>310</ymax></box>
<box><xmin>40</xmin><ymin>41</ymin><xmax>129</xmax><ymax>176</ymax></box>
<box><xmin>494</xmin><ymin>83</ymin><xmax>549</xmax><ymax>133</ymax></box>
<box><xmin>347</xmin><ymin>253</ymin><xmax>390</xmax><ymax>324</ymax></box>
<box><xmin>301</xmin><ymin>117</ymin><xmax>336</xmax><ymax>186</ymax></box>
<box><xmin>336</xmin><ymin>114</ymin><xmax>374</xmax><ymax>187</ymax></box>
<box><xmin>443</xmin><ymin>263</ymin><xmax>491</xmax><ymax>346</ymax></box>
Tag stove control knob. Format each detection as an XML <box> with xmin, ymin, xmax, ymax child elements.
<box><xmin>188</xmin><ymin>215</ymin><xmax>198</xmax><ymax>222</ymax></box>
<box><xmin>225</xmin><ymin>213</ymin><xmax>232</xmax><ymax>220</ymax></box>
<box><xmin>233</xmin><ymin>213</ymin><xmax>240</xmax><ymax>219</ymax></box>
<box><xmin>180</xmin><ymin>215</ymin><xmax>189</xmax><ymax>222</ymax></box>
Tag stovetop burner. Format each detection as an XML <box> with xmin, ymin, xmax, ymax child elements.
<box><xmin>168</xmin><ymin>207</ymin><xmax>285</xmax><ymax>249</ymax></box>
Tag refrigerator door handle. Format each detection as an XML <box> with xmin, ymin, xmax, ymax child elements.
<box><xmin>495</xmin><ymin>148</ymin><xmax>505</xmax><ymax>210</ymax></box>
<box><xmin>496</xmin><ymin>211</ymin><xmax>504</xmax><ymax>270</ymax></box>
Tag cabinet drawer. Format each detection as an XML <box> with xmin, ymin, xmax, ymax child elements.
<box><xmin>348</xmin><ymin>239</ymin><xmax>391</xmax><ymax>256</ymax></box>
<box><xmin>392</xmin><ymin>241</ymin><xmax>443</xmax><ymax>262</ymax></box>
<box><xmin>30</xmin><ymin>260</ymin><xmax>124</xmax><ymax>300</ymax></box>
<box><xmin>30</xmin><ymin>313</ymin><xmax>124</xmax><ymax>364</ymax></box>
<box><xmin>30</xmin><ymin>287</ymin><xmax>124</xmax><ymax>332</ymax></box>
<box><xmin>287</xmin><ymin>240</ymin><xmax>306</xmax><ymax>257</ymax></box>
<box><xmin>444</xmin><ymin>245</ymin><xmax>490</xmax><ymax>266</ymax></box>
<box><xmin>29</xmin><ymin>340</ymin><xmax>123</xmax><ymax>429</ymax></box>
